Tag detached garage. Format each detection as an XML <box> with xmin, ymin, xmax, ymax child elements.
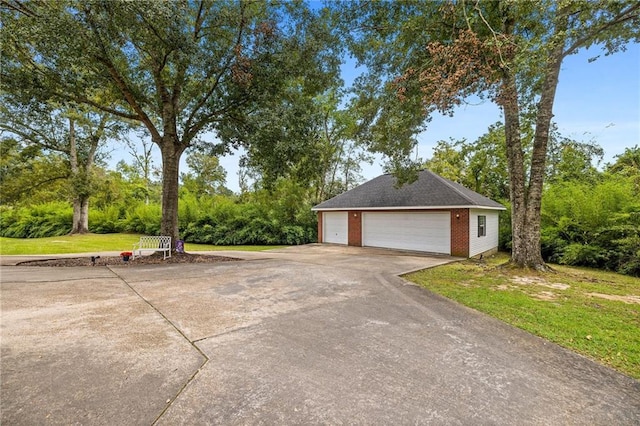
<box><xmin>313</xmin><ymin>170</ymin><xmax>505</xmax><ymax>258</ymax></box>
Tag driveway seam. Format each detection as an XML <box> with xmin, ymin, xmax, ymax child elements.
<box><xmin>0</xmin><ymin>275</ymin><xmax>117</xmax><ymax>284</ymax></box>
<box><xmin>106</xmin><ymin>266</ymin><xmax>209</xmax><ymax>425</ymax></box>
<box><xmin>192</xmin><ymin>323</ymin><xmax>264</xmax><ymax>344</ymax></box>
<box><xmin>190</xmin><ymin>298</ymin><xmax>352</xmax><ymax>345</ymax></box>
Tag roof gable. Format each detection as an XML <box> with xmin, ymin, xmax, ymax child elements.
<box><xmin>312</xmin><ymin>170</ymin><xmax>505</xmax><ymax>211</ymax></box>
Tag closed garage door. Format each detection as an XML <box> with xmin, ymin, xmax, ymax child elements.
<box><xmin>362</xmin><ymin>212</ymin><xmax>450</xmax><ymax>254</ymax></box>
<box><xmin>323</xmin><ymin>212</ymin><xmax>348</xmax><ymax>244</ymax></box>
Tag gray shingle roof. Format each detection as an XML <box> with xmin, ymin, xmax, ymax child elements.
<box><xmin>312</xmin><ymin>169</ymin><xmax>505</xmax><ymax>210</ymax></box>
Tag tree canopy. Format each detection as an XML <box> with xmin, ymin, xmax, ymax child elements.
<box><xmin>335</xmin><ymin>0</ymin><xmax>640</xmax><ymax>269</ymax></box>
<box><xmin>0</xmin><ymin>98</ymin><xmax>122</xmax><ymax>232</ymax></box>
<box><xmin>1</xmin><ymin>0</ymin><xmax>341</xmax><ymax>244</ymax></box>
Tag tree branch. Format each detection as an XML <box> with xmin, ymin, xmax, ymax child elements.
<box><xmin>18</xmin><ymin>173</ymin><xmax>70</xmax><ymax>195</ymax></box>
<box><xmin>0</xmin><ymin>0</ymin><xmax>38</xmax><ymax>18</ymax></box>
<box><xmin>82</xmin><ymin>5</ymin><xmax>162</xmax><ymax>143</ymax></box>
<box><xmin>0</xmin><ymin>123</ymin><xmax>69</xmax><ymax>154</ymax></box>
<box><xmin>183</xmin><ymin>2</ymin><xmax>247</xmax><ymax>138</ymax></box>
<box><xmin>69</xmin><ymin>94</ymin><xmax>140</xmax><ymax>121</ymax></box>
<box><xmin>562</xmin><ymin>3</ymin><xmax>640</xmax><ymax>58</ymax></box>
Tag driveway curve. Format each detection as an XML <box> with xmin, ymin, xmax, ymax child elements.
<box><xmin>1</xmin><ymin>244</ymin><xmax>639</xmax><ymax>425</ymax></box>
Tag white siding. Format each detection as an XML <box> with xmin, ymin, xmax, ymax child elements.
<box><xmin>469</xmin><ymin>209</ymin><xmax>500</xmax><ymax>257</ymax></box>
<box><xmin>362</xmin><ymin>212</ymin><xmax>451</xmax><ymax>254</ymax></box>
<box><xmin>323</xmin><ymin>212</ymin><xmax>348</xmax><ymax>244</ymax></box>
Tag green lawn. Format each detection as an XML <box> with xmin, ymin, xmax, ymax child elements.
<box><xmin>0</xmin><ymin>234</ymin><xmax>284</xmax><ymax>255</ymax></box>
<box><xmin>405</xmin><ymin>253</ymin><xmax>640</xmax><ymax>380</ymax></box>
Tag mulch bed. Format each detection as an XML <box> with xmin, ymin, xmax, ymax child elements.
<box><xmin>17</xmin><ymin>252</ymin><xmax>241</xmax><ymax>267</ymax></box>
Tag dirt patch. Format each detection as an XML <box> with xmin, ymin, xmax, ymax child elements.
<box><xmin>17</xmin><ymin>252</ymin><xmax>240</xmax><ymax>267</ymax></box>
<box><xmin>586</xmin><ymin>293</ymin><xmax>640</xmax><ymax>305</ymax></box>
<box><xmin>532</xmin><ymin>291</ymin><xmax>558</xmax><ymax>301</ymax></box>
<box><xmin>511</xmin><ymin>276</ymin><xmax>570</xmax><ymax>290</ymax></box>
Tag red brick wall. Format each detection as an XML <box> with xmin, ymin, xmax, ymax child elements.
<box><xmin>348</xmin><ymin>211</ymin><xmax>362</xmax><ymax>246</ymax></box>
<box><xmin>450</xmin><ymin>209</ymin><xmax>469</xmax><ymax>257</ymax></box>
<box><xmin>317</xmin><ymin>211</ymin><xmax>323</xmax><ymax>243</ymax></box>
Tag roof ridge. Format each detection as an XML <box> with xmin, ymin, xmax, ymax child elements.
<box><xmin>424</xmin><ymin>169</ymin><xmax>477</xmax><ymax>205</ymax></box>
<box><xmin>312</xmin><ymin>169</ymin><xmax>505</xmax><ymax>211</ymax></box>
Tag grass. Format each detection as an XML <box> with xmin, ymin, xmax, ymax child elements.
<box><xmin>405</xmin><ymin>253</ymin><xmax>640</xmax><ymax>380</ymax></box>
<box><xmin>0</xmin><ymin>234</ymin><xmax>284</xmax><ymax>255</ymax></box>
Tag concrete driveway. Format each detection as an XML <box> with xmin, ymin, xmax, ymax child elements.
<box><xmin>1</xmin><ymin>245</ymin><xmax>639</xmax><ymax>425</ymax></box>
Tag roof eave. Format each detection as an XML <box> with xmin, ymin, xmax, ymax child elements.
<box><xmin>311</xmin><ymin>205</ymin><xmax>506</xmax><ymax>212</ymax></box>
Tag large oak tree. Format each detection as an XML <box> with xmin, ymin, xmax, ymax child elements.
<box><xmin>1</xmin><ymin>0</ymin><xmax>335</xmax><ymax>245</ymax></box>
<box><xmin>337</xmin><ymin>0</ymin><xmax>639</xmax><ymax>269</ymax></box>
<box><xmin>0</xmin><ymin>100</ymin><xmax>119</xmax><ymax>233</ymax></box>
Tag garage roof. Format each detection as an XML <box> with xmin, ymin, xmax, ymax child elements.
<box><xmin>312</xmin><ymin>169</ymin><xmax>506</xmax><ymax>211</ymax></box>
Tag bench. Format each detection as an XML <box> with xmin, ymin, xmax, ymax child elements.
<box><xmin>132</xmin><ymin>236</ymin><xmax>172</xmax><ymax>260</ymax></box>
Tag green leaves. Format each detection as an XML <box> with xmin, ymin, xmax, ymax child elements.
<box><xmin>333</xmin><ymin>0</ymin><xmax>638</xmax><ymax>268</ymax></box>
<box><xmin>2</xmin><ymin>0</ymin><xmax>345</xmax><ymax>243</ymax></box>
<box><xmin>424</xmin><ymin>123</ymin><xmax>509</xmax><ymax>201</ymax></box>
<box><xmin>181</xmin><ymin>151</ymin><xmax>229</xmax><ymax>197</ymax></box>
<box><xmin>541</xmin><ymin>174</ymin><xmax>640</xmax><ymax>275</ymax></box>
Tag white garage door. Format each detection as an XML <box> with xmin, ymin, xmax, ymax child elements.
<box><xmin>362</xmin><ymin>212</ymin><xmax>451</xmax><ymax>254</ymax></box>
<box><xmin>323</xmin><ymin>212</ymin><xmax>348</xmax><ymax>244</ymax></box>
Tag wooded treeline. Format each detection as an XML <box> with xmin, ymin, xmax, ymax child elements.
<box><xmin>2</xmin><ymin>125</ymin><xmax>638</xmax><ymax>275</ymax></box>
<box><xmin>425</xmin><ymin>129</ymin><xmax>640</xmax><ymax>276</ymax></box>
<box><xmin>1</xmin><ymin>0</ymin><xmax>638</xmax><ymax>275</ymax></box>
<box><xmin>0</xmin><ymin>128</ymin><xmax>367</xmax><ymax>245</ymax></box>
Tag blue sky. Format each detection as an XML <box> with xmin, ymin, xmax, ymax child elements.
<box><xmin>109</xmin><ymin>42</ymin><xmax>639</xmax><ymax>192</ymax></box>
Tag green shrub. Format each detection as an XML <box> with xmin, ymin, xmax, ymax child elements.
<box><xmin>280</xmin><ymin>225</ymin><xmax>307</xmax><ymax>245</ymax></box>
<box><xmin>123</xmin><ymin>203</ymin><xmax>161</xmax><ymax>235</ymax></box>
<box><xmin>613</xmin><ymin>235</ymin><xmax>640</xmax><ymax>277</ymax></box>
<box><xmin>541</xmin><ymin>176</ymin><xmax>639</xmax><ymax>276</ymax></box>
<box><xmin>0</xmin><ymin>184</ymin><xmax>318</xmax><ymax>246</ymax></box>
<box><xmin>178</xmin><ymin>194</ymin><xmax>316</xmax><ymax>246</ymax></box>
<box><xmin>559</xmin><ymin>244</ymin><xmax>608</xmax><ymax>268</ymax></box>
<box><xmin>0</xmin><ymin>202</ymin><xmax>72</xmax><ymax>238</ymax></box>
<box><xmin>498</xmin><ymin>200</ymin><xmax>512</xmax><ymax>251</ymax></box>
<box><xmin>540</xmin><ymin>227</ymin><xmax>567</xmax><ymax>264</ymax></box>
<box><xmin>89</xmin><ymin>205</ymin><xmax>124</xmax><ymax>233</ymax></box>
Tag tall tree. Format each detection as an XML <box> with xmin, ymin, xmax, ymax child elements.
<box><xmin>1</xmin><ymin>0</ymin><xmax>334</xmax><ymax>245</ymax></box>
<box><xmin>426</xmin><ymin>130</ymin><xmax>511</xmax><ymax>202</ymax></box>
<box><xmin>424</xmin><ymin>139</ymin><xmax>468</xmax><ymax>183</ymax></box>
<box><xmin>338</xmin><ymin>0</ymin><xmax>639</xmax><ymax>269</ymax></box>
<box><xmin>546</xmin><ymin>138</ymin><xmax>604</xmax><ymax>184</ymax></box>
<box><xmin>606</xmin><ymin>145</ymin><xmax>640</xmax><ymax>192</ymax></box>
<box><xmin>241</xmin><ymin>87</ymin><xmax>370</xmax><ymax>202</ymax></box>
<box><xmin>181</xmin><ymin>151</ymin><xmax>229</xmax><ymax>197</ymax></box>
<box><xmin>0</xmin><ymin>101</ymin><xmax>117</xmax><ymax>233</ymax></box>
<box><xmin>313</xmin><ymin>92</ymin><xmax>373</xmax><ymax>201</ymax></box>
<box><xmin>123</xmin><ymin>135</ymin><xmax>156</xmax><ymax>205</ymax></box>
<box><xmin>0</xmin><ymin>138</ymin><xmax>68</xmax><ymax>205</ymax></box>
<box><xmin>224</xmin><ymin>7</ymin><xmax>371</xmax><ymax>202</ymax></box>
<box><xmin>607</xmin><ymin>146</ymin><xmax>640</xmax><ymax>177</ymax></box>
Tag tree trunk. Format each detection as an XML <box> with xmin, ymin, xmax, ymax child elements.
<box><xmin>521</xmin><ymin>29</ymin><xmax>566</xmax><ymax>270</ymax></box>
<box><xmin>159</xmin><ymin>139</ymin><xmax>185</xmax><ymax>248</ymax></box>
<box><xmin>500</xmin><ymin>71</ymin><xmax>533</xmax><ymax>267</ymax></box>
<box><xmin>504</xmin><ymin>86</ymin><xmax>548</xmax><ymax>270</ymax></box>
<box><xmin>508</xmin><ymin>27</ymin><xmax>565</xmax><ymax>270</ymax></box>
<box><xmin>72</xmin><ymin>196</ymin><xmax>90</xmax><ymax>234</ymax></box>
<box><xmin>68</xmin><ymin>117</ymin><xmax>90</xmax><ymax>234</ymax></box>
<box><xmin>498</xmin><ymin>11</ymin><xmax>568</xmax><ymax>271</ymax></box>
